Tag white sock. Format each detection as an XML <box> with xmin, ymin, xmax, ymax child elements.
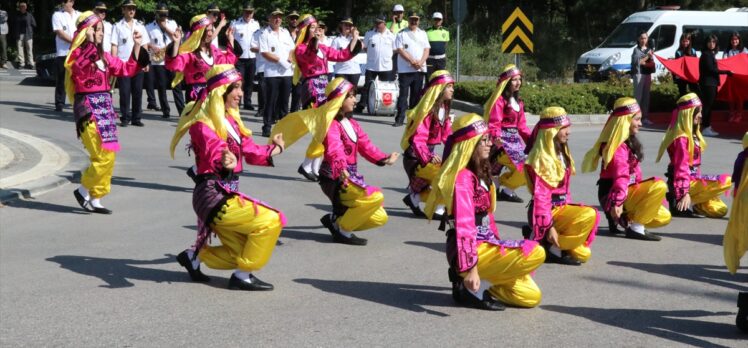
<box><xmin>77</xmin><ymin>186</ymin><xmax>90</xmax><ymax>200</ymax></box>
<box><xmin>549</xmin><ymin>245</ymin><xmax>562</xmax><ymax>257</ymax></box>
<box><xmin>312</xmin><ymin>157</ymin><xmax>323</xmax><ymax>175</ymax></box>
<box><xmin>186</xmin><ymin>249</ymin><xmax>201</xmax><ymax>269</ymax></box>
<box><xmin>629</xmin><ymin>222</ymin><xmax>645</xmax><ymax>234</ymax></box>
<box><xmin>301</xmin><ymin>157</ymin><xmax>314</xmax><ymax>173</ymax></box>
<box><xmin>502</xmin><ymin>188</ymin><xmax>515</xmax><ymax>196</ymax></box>
<box><xmin>233</xmin><ymin>270</ymin><xmax>252</xmax><ymax>281</ymax></box>
<box><xmin>410</xmin><ymin>192</ymin><xmax>421</xmax><ymax>205</ymax></box>
<box><xmin>90</xmin><ymin>198</ymin><xmax>104</xmax><ymax>208</ymax></box>
<box><xmin>338</xmin><ymin>226</ymin><xmax>353</xmax><ymax>238</ymax></box>
<box><xmin>434</xmin><ymin>205</ymin><xmax>446</xmax><ymax>215</ymax></box>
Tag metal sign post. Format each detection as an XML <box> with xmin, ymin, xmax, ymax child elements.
<box><xmin>453</xmin><ymin>0</ymin><xmax>467</xmax><ymax>82</ymax></box>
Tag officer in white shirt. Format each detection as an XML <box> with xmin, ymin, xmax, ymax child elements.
<box><xmin>111</xmin><ymin>0</ymin><xmax>151</xmax><ymax>127</ymax></box>
<box><xmin>394</xmin><ymin>11</ymin><xmax>429</xmax><ymax>127</ymax></box>
<box><xmin>93</xmin><ymin>2</ymin><xmax>111</xmax><ymax>54</ymax></box>
<box><xmin>51</xmin><ymin>0</ymin><xmax>80</xmax><ymax>111</ymax></box>
<box><xmin>144</xmin><ymin>3</ymin><xmax>183</xmax><ymax>118</ymax></box>
<box><xmin>231</xmin><ymin>2</ymin><xmax>261</xmax><ymax>111</ymax></box>
<box><xmin>355</xmin><ymin>14</ymin><xmax>395</xmax><ymax>112</ymax></box>
<box><xmin>332</xmin><ymin>17</ymin><xmax>362</xmax><ymax>86</ymax></box>
<box><xmin>259</xmin><ymin>8</ymin><xmax>294</xmax><ymax>137</ymax></box>
<box><xmin>250</xmin><ymin>21</ymin><xmax>266</xmax><ymax>117</ymax></box>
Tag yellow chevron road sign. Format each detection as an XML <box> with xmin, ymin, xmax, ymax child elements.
<box><xmin>501</xmin><ymin>7</ymin><xmax>533</xmax><ymax>54</ymax></box>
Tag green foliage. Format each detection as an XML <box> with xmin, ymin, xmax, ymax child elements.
<box><xmin>445</xmin><ymin>31</ymin><xmax>539</xmax><ymax>80</ymax></box>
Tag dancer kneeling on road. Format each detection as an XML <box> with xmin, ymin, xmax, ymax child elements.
<box><xmin>582</xmin><ymin>97</ymin><xmax>671</xmax><ymax>241</ymax></box>
<box><xmin>67</xmin><ymin>11</ymin><xmax>149</xmax><ymax>214</ymax></box>
<box><xmin>483</xmin><ymin>64</ymin><xmax>531</xmax><ymax>203</ymax></box>
<box><xmin>656</xmin><ymin>93</ymin><xmax>732</xmax><ymax>218</ymax></box>
<box><xmin>524</xmin><ymin>107</ymin><xmax>600</xmax><ymax>266</ymax></box>
<box><xmin>170</xmin><ymin>64</ymin><xmax>286</xmax><ymax>291</ymax></box>
<box><xmin>400</xmin><ymin>70</ymin><xmax>454</xmax><ymax>219</ymax></box>
<box><xmin>425</xmin><ymin>113</ymin><xmax>545</xmax><ymax>310</ymax></box>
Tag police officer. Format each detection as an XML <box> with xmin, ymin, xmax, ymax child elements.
<box><xmin>394</xmin><ymin>11</ymin><xmax>429</xmax><ymax>127</ymax></box>
<box><xmin>249</xmin><ymin>17</ymin><xmax>266</xmax><ymax>117</ymax></box>
<box><xmin>386</xmin><ymin>4</ymin><xmax>406</xmax><ymax>77</ymax></box>
<box><xmin>259</xmin><ymin>8</ymin><xmax>294</xmax><ymax>137</ymax></box>
<box><xmin>355</xmin><ymin>14</ymin><xmax>395</xmax><ymax>113</ymax></box>
<box><xmin>145</xmin><ymin>3</ymin><xmax>183</xmax><ymax>118</ymax></box>
<box><xmin>286</xmin><ymin>10</ymin><xmax>302</xmax><ymax>113</ymax></box>
<box><xmin>231</xmin><ymin>2</ymin><xmax>260</xmax><ymax>110</ymax></box>
<box><xmin>51</xmin><ymin>0</ymin><xmax>80</xmax><ymax>112</ymax></box>
<box><xmin>111</xmin><ymin>0</ymin><xmax>150</xmax><ymax>127</ymax></box>
<box><xmin>426</xmin><ymin>12</ymin><xmax>449</xmax><ymax>79</ymax></box>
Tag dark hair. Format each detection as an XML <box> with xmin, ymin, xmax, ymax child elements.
<box><xmin>637</xmin><ymin>30</ymin><xmax>649</xmax><ymax>48</ymax></box>
<box><xmin>223</xmin><ymin>81</ymin><xmax>242</xmax><ymax>101</ymax></box>
<box><xmin>704</xmin><ymin>34</ymin><xmax>719</xmax><ymax>52</ymax></box>
<box><xmin>626</xmin><ymin>134</ymin><xmax>644</xmax><ymax>161</ymax></box>
<box><xmin>678</xmin><ymin>32</ymin><xmax>694</xmax><ymax>55</ymax></box>
<box><xmin>468</xmin><ymin>139</ymin><xmax>491</xmax><ymax>184</ymax></box>
<box><xmin>728</xmin><ymin>32</ymin><xmax>743</xmax><ymax>50</ymax></box>
<box><xmin>501</xmin><ymin>77</ymin><xmax>521</xmax><ymax>102</ymax></box>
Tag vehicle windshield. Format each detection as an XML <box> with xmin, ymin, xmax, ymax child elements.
<box><xmin>599</xmin><ymin>22</ymin><xmax>653</xmax><ymax>48</ymax></box>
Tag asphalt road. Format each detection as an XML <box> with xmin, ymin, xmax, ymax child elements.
<box><xmin>0</xmin><ymin>79</ymin><xmax>746</xmax><ymax>347</ymax></box>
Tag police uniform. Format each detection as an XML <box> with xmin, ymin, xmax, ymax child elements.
<box><xmin>145</xmin><ymin>18</ymin><xmax>183</xmax><ymax>117</ymax></box>
<box><xmin>426</xmin><ymin>25</ymin><xmax>449</xmax><ymax>78</ymax></box>
<box><xmin>259</xmin><ymin>25</ymin><xmax>294</xmax><ymax>136</ymax></box>
<box><xmin>394</xmin><ymin>20</ymin><xmax>430</xmax><ymax>125</ymax></box>
<box><xmin>250</xmin><ymin>26</ymin><xmax>266</xmax><ymax>116</ymax></box>
<box><xmin>355</xmin><ymin>27</ymin><xmax>396</xmax><ymax>110</ymax></box>
<box><xmin>231</xmin><ymin>15</ymin><xmax>260</xmax><ymax>110</ymax></box>
<box><xmin>111</xmin><ymin>16</ymin><xmax>150</xmax><ymax>126</ymax></box>
<box><xmin>51</xmin><ymin>8</ymin><xmax>80</xmax><ymax>110</ymax></box>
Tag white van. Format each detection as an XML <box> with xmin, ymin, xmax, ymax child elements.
<box><xmin>574</xmin><ymin>7</ymin><xmax>748</xmax><ymax>82</ymax></box>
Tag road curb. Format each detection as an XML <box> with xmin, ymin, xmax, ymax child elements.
<box><xmin>451</xmin><ymin>99</ymin><xmax>609</xmax><ymax>126</ymax></box>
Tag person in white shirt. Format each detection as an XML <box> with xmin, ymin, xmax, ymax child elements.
<box><xmin>355</xmin><ymin>14</ymin><xmax>396</xmax><ymax>112</ymax></box>
<box><xmin>93</xmin><ymin>2</ymin><xmax>112</xmax><ymax>54</ymax></box>
<box><xmin>144</xmin><ymin>3</ymin><xmax>183</xmax><ymax>118</ymax></box>
<box><xmin>332</xmin><ymin>17</ymin><xmax>362</xmax><ymax>86</ymax></box>
<box><xmin>111</xmin><ymin>0</ymin><xmax>150</xmax><ymax>127</ymax></box>
<box><xmin>206</xmin><ymin>3</ymin><xmax>227</xmax><ymax>48</ymax></box>
<box><xmin>394</xmin><ymin>11</ymin><xmax>429</xmax><ymax>127</ymax></box>
<box><xmin>319</xmin><ymin>21</ymin><xmax>335</xmax><ymax>78</ymax></box>
<box><xmin>286</xmin><ymin>11</ymin><xmax>302</xmax><ymax>113</ymax></box>
<box><xmin>250</xmin><ymin>22</ymin><xmax>266</xmax><ymax>117</ymax></box>
<box><xmin>52</xmin><ymin>0</ymin><xmax>80</xmax><ymax>111</ymax></box>
<box><xmin>231</xmin><ymin>2</ymin><xmax>261</xmax><ymax>110</ymax></box>
<box><xmin>259</xmin><ymin>8</ymin><xmax>295</xmax><ymax>137</ymax></box>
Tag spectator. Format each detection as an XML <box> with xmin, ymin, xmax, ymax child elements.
<box><xmin>386</xmin><ymin>4</ymin><xmax>406</xmax><ymax>75</ymax></box>
<box><xmin>231</xmin><ymin>2</ymin><xmax>260</xmax><ymax>111</ymax></box>
<box><xmin>94</xmin><ymin>2</ymin><xmax>112</xmax><ymax>54</ymax></box>
<box><xmin>425</xmin><ymin>12</ymin><xmax>449</xmax><ymax>79</ymax></box>
<box><xmin>144</xmin><ymin>2</ymin><xmax>182</xmax><ymax>118</ymax></box>
<box><xmin>332</xmin><ymin>17</ymin><xmax>361</xmax><ymax>86</ymax></box>
<box><xmin>699</xmin><ymin>34</ymin><xmax>732</xmax><ymax>136</ymax></box>
<box><xmin>631</xmin><ymin>30</ymin><xmax>654</xmax><ymax>125</ymax></box>
<box><xmin>673</xmin><ymin>32</ymin><xmax>697</xmax><ymax>96</ymax></box>
<box><xmin>249</xmin><ymin>18</ymin><xmax>266</xmax><ymax>117</ymax></box>
<box><xmin>259</xmin><ymin>8</ymin><xmax>295</xmax><ymax>137</ymax></box>
<box><xmin>394</xmin><ymin>11</ymin><xmax>429</xmax><ymax>127</ymax></box>
<box><xmin>111</xmin><ymin>0</ymin><xmax>151</xmax><ymax>127</ymax></box>
<box><xmin>318</xmin><ymin>21</ymin><xmax>334</xmax><ymax>79</ymax></box>
<box><xmin>0</xmin><ymin>4</ymin><xmax>8</xmax><ymax>69</ymax></box>
<box><xmin>52</xmin><ymin>0</ymin><xmax>80</xmax><ymax>111</ymax></box>
<box><xmin>355</xmin><ymin>14</ymin><xmax>395</xmax><ymax>113</ymax></box>
<box><xmin>206</xmin><ymin>3</ymin><xmax>227</xmax><ymax>48</ymax></box>
<box><xmin>286</xmin><ymin>11</ymin><xmax>302</xmax><ymax>113</ymax></box>
<box><xmin>14</xmin><ymin>2</ymin><xmax>36</xmax><ymax>69</ymax></box>
<box><xmin>724</xmin><ymin>32</ymin><xmax>747</xmax><ymax>124</ymax></box>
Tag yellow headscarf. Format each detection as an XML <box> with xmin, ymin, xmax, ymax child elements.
<box><xmin>63</xmin><ymin>11</ymin><xmax>101</xmax><ymax>104</ymax></box>
<box><xmin>482</xmin><ymin>64</ymin><xmax>521</xmax><ymax>123</ymax></box>
<box><xmin>582</xmin><ymin>97</ymin><xmax>641</xmax><ymax>172</ymax></box>
<box><xmin>169</xmin><ymin>64</ymin><xmax>250</xmax><ymax>158</ymax></box>
<box><xmin>171</xmin><ymin>14</ymin><xmax>213</xmax><ymax>88</ymax></box>
<box><xmin>268</xmin><ymin>77</ymin><xmax>355</xmax><ymax>149</ymax></box>
<box><xmin>525</xmin><ymin>106</ymin><xmax>575</xmax><ymax>188</ymax></box>
<box><xmin>292</xmin><ymin>14</ymin><xmax>317</xmax><ymax>86</ymax></box>
<box><xmin>424</xmin><ymin>113</ymin><xmax>495</xmax><ymax>219</ymax></box>
<box><xmin>656</xmin><ymin>93</ymin><xmax>706</xmax><ymax>164</ymax></box>
<box><xmin>400</xmin><ymin>70</ymin><xmax>455</xmax><ymax>150</ymax></box>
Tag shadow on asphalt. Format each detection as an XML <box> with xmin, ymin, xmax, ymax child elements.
<box><xmin>46</xmin><ymin>254</ymin><xmax>226</xmax><ymax>289</ymax></box>
<box><xmin>404</xmin><ymin>241</ymin><xmax>444</xmax><ymax>253</ymax></box>
<box><xmin>111</xmin><ymin>176</ymin><xmax>191</xmax><ymax>193</ymax></box>
<box><xmin>608</xmin><ymin>261</ymin><xmax>748</xmax><ymax>292</ymax></box>
<box><xmin>353</xmin><ymin>116</ymin><xmax>397</xmax><ymax>127</ymax></box>
<box><xmin>655</xmin><ymin>231</ymin><xmax>723</xmax><ymax>246</ymax></box>
<box><xmin>2</xmin><ymin>196</ymin><xmax>89</xmax><ymax>214</ymax></box>
<box><xmin>542</xmin><ymin>305</ymin><xmax>739</xmax><ymax>347</ymax></box>
<box><xmin>280</xmin><ymin>225</ymin><xmax>335</xmax><ymax>244</ymax></box>
<box><xmin>0</xmin><ymin>100</ymin><xmax>70</xmax><ymax>121</ymax></box>
<box><xmin>294</xmin><ymin>278</ymin><xmax>452</xmax><ymax>317</ymax></box>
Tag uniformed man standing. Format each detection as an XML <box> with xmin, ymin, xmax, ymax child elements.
<box><xmin>51</xmin><ymin>0</ymin><xmax>80</xmax><ymax>112</ymax></box>
<box><xmin>111</xmin><ymin>0</ymin><xmax>150</xmax><ymax>127</ymax></box>
<box><xmin>249</xmin><ymin>18</ymin><xmax>266</xmax><ymax>117</ymax></box>
<box><xmin>355</xmin><ymin>14</ymin><xmax>395</xmax><ymax>113</ymax></box>
<box><xmin>145</xmin><ymin>3</ymin><xmax>183</xmax><ymax>118</ymax></box>
<box><xmin>259</xmin><ymin>8</ymin><xmax>294</xmax><ymax>137</ymax></box>
<box><xmin>231</xmin><ymin>2</ymin><xmax>260</xmax><ymax>111</ymax></box>
<box><xmin>393</xmin><ymin>11</ymin><xmax>429</xmax><ymax>127</ymax></box>
<box><xmin>206</xmin><ymin>3</ymin><xmax>227</xmax><ymax>48</ymax></box>
<box><xmin>386</xmin><ymin>4</ymin><xmax>406</xmax><ymax>77</ymax></box>
<box><xmin>425</xmin><ymin>12</ymin><xmax>449</xmax><ymax>79</ymax></box>
<box><xmin>286</xmin><ymin>10</ymin><xmax>302</xmax><ymax>113</ymax></box>
<box><xmin>93</xmin><ymin>2</ymin><xmax>112</xmax><ymax>54</ymax></box>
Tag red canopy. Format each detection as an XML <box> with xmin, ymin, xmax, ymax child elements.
<box><xmin>656</xmin><ymin>53</ymin><xmax>748</xmax><ymax>102</ymax></box>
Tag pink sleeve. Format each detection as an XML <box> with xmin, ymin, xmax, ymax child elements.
<box><xmin>530</xmin><ymin>169</ymin><xmax>554</xmax><ymax>240</ymax></box>
<box><xmin>670</xmin><ymin>137</ymin><xmax>691</xmax><ymax>201</ymax></box>
<box><xmin>323</xmin><ymin>122</ymin><xmax>348</xmax><ymax>180</ymax></box>
<box><xmin>453</xmin><ymin>170</ymin><xmax>479</xmax><ymax>273</ymax></box>
<box><xmin>322</xmin><ymin>44</ymin><xmax>353</xmax><ymax>62</ymax></box>
<box><xmin>240</xmin><ymin>135</ymin><xmax>275</xmax><ymax>167</ymax></box>
<box><xmin>605</xmin><ymin>145</ymin><xmax>630</xmax><ymax>211</ymax></box>
<box><xmin>190</xmin><ymin>122</ymin><xmax>227</xmax><ymax>175</ymax></box>
<box><xmin>517</xmin><ymin>100</ymin><xmax>531</xmax><ymax>142</ymax></box>
<box><xmin>411</xmin><ymin>115</ymin><xmax>434</xmax><ymax>166</ymax></box>
<box><xmin>106</xmin><ymin>52</ymin><xmax>140</xmax><ymax>78</ymax></box>
<box><xmin>214</xmin><ymin>43</ymin><xmax>237</xmax><ymax>65</ymax></box>
<box><xmin>488</xmin><ymin>98</ymin><xmax>504</xmax><ymax>142</ymax></box>
<box><xmin>354</xmin><ymin>120</ymin><xmax>389</xmax><ymax>165</ymax></box>
<box><xmin>165</xmin><ymin>52</ymin><xmax>193</xmax><ymax>72</ymax></box>
<box><xmin>71</xmin><ymin>43</ymin><xmax>96</xmax><ymax>71</ymax></box>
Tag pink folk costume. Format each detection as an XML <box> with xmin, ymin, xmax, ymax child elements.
<box><xmin>582</xmin><ymin>98</ymin><xmax>670</xmax><ymax>240</ymax></box>
<box><xmin>656</xmin><ymin>93</ymin><xmax>732</xmax><ymax>218</ymax></box>
<box><xmin>524</xmin><ymin>107</ymin><xmax>599</xmax><ymax>265</ymax></box>
<box><xmin>424</xmin><ymin>114</ymin><xmax>544</xmax><ymax>309</ymax></box>
<box><xmin>483</xmin><ymin>64</ymin><xmax>531</xmax><ymax>202</ymax></box>
<box><xmin>166</xmin><ymin>14</ymin><xmax>237</xmax><ymax>103</ymax></box>
<box><xmin>66</xmin><ymin>11</ymin><xmax>145</xmax><ymax>214</ymax></box>
<box><xmin>170</xmin><ymin>65</ymin><xmax>284</xmax><ymax>290</ymax></box>
<box><xmin>400</xmin><ymin>70</ymin><xmax>453</xmax><ymax>218</ymax></box>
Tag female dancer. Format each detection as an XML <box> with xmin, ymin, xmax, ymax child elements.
<box><xmin>293</xmin><ymin>14</ymin><xmax>361</xmax><ymax>181</ymax></box>
<box><xmin>582</xmin><ymin>97</ymin><xmax>670</xmax><ymax>240</ymax></box>
<box><xmin>483</xmin><ymin>64</ymin><xmax>531</xmax><ymax>203</ymax></box>
<box><xmin>170</xmin><ymin>65</ymin><xmax>286</xmax><ymax>290</ymax></box>
<box><xmin>723</xmin><ymin>132</ymin><xmax>748</xmax><ymax>332</ymax></box>
<box><xmin>425</xmin><ymin>113</ymin><xmax>545</xmax><ymax>310</ymax></box>
<box><xmin>67</xmin><ymin>11</ymin><xmax>148</xmax><ymax>214</ymax></box>
<box><xmin>524</xmin><ymin>107</ymin><xmax>599</xmax><ymax>265</ymax></box>
<box><xmin>656</xmin><ymin>93</ymin><xmax>732</xmax><ymax>218</ymax></box>
<box><xmin>400</xmin><ymin>70</ymin><xmax>454</xmax><ymax>218</ymax></box>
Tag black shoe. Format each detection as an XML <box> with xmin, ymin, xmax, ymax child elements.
<box><xmin>73</xmin><ymin>189</ymin><xmax>93</xmax><ymax>212</ymax></box>
<box><xmin>176</xmin><ymin>250</ymin><xmax>210</xmax><ymax>282</ymax></box>
<box><xmin>320</xmin><ymin>214</ymin><xmax>368</xmax><ymax>246</ymax></box>
<box><xmin>521</xmin><ymin>225</ymin><xmax>532</xmax><ymax>239</ymax></box>
<box><xmin>670</xmin><ymin>207</ymin><xmax>698</xmax><ymax>218</ymax></box>
<box><xmin>131</xmin><ymin>120</ymin><xmax>145</xmax><ymax>127</ymax></box>
<box><xmin>737</xmin><ymin>292</ymin><xmax>748</xmax><ymax>333</ymax></box>
<box><xmin>147</xmin><ymin>104</ymin><xmax>161</xmax><ymax>111</ymax></box>
<box><xmin>297</xmin><ymin>165</ymin><xmax>319</xmax><ymax>182</ymax></box>
<box><xmin>497</xmin><ymin>190</ymin><xmax>524</xmax><ymax>203</ymax></box>
<box><xmin>91</xmin><ymin>206</ymin><xmax>113</xmax><ymax>215</ymax></box>
<box><xmin>624</xmin><ymin>228</ymin><xmax>661</xmax><ymax>241</ymax></box>
<box><xmin>55</xmin><ymin>105</ymin><xmax>63</xmax><ymax>112</ymax></box>
<box><xmin>392</xmin><ymin>121</ymin><xmax>404</xmax><ymax>127</ymax></box>
<box><xmin>545</xmin><ymin>250</ymin><xmax>582</xmax><ymax>266</ymax></box>
<box><xmin>243</xmin><ymin>105</ymin><xmax>255</xmax><ymax>111</ymax></box>
<box><xmin>228</xmin><ymin>273</ymin><xmax>274</xmax><ymax>291</ymax></box>
<box><xmin>186</xmin><ymin>167</ymin><xmax>198</xmax><ymax>184</ymax></box>
<box><xmin>402</xmin><ymin>194</ymin><xmax>425</xmax><ymax>217</ymax></box>
<box><xmin>261</xmin><ymin>130</ymin><xmax>271</xmax><ymax>137</ymax></box>
<box><xmin>449</xmin><ymin>273</ymin><xmax>505</xmax><ymax>311</ymax></box>
<box><xmin>120</xmin><ymin>121</ymin><xmax>129</xmax><ymax>127</ymax></box>
<box><xmin>162</xmin><ymin>114</ymin><xmax>170</xmax><ymax>119</ymax></box>
<box><xmin>608</xmin><ymin>221</ymin><xmax>625</xmax><ymax>234</ymax></box>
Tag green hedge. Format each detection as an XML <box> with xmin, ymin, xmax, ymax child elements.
<box><xmin>455</xmin><ymin>80</ymin><xmax>681</xmax><ymax>114</ymax></box>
